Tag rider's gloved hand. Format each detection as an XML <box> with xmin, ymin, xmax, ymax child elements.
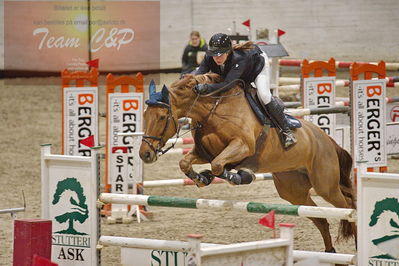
<box><xmin>194</xmin><ymin>84</ymin><xmax>210</xmax><ymax>94</ymax></box>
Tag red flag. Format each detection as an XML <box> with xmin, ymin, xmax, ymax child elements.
<box><xmin>242</xmin><ymin>19</ymin><xmax>251</xmax><ymax>28</ymax></box>
<box><xmin>86</xmin><ymin>58</ymin><xmax>99</xmax><ymax>68</ymax></box>
<box><xmin>80</xmin><ymin>135</ymin><xmax>95</xmax><ymax>148</ymax></box>
<box><xmin>277</xmin><ymin>29</ymin><xmax>286</xmax><ymax>37</ymax></box>
<box><xmin>258</xmin><ymin>210</ymin><xmax>275</xmax><ymax>229</ymax></box>
<box><xmin>32</xmin><ymin>255</ymin><xmax>58</xmax><ymax>266</ymax></box>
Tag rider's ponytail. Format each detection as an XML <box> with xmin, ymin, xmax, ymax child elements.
<box><xmin>232</xmin><ymin>41</ymin><xmax>254</xmax><ymax>50</ymax></box>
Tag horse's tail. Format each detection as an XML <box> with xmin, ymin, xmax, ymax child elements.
<box><xmin>329</xmin><ymin>136</ymin><xmax>357</xmax><ymax>240</ymax></box>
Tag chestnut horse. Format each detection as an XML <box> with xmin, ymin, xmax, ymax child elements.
<box><xmin>139</xmin><ymin>73</ymin><xmax>356</xmax><ymax>253</ymax></box>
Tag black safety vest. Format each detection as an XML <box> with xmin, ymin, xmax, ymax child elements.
<box><xmin>195</xmin><ymin>44</ymin><xmax>265</xmax><ymax>91</ymax></box>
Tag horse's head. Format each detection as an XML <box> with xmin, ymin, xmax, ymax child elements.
<box><xmin>139</xmin><ymin>73</ymin><xmax>222</xmax><ymax>163</ymax></box>
<box><xmin>139</xmin><ymin>82</ymin><xmax>178</xmax><ymax>163</ymax></box>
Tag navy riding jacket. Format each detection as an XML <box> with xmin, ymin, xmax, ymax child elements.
<box><xmin>195</xmin><ymin>44</ymin><xmax>265</xmax><ymax>92</ymax></box>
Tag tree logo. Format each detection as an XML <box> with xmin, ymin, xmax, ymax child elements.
<box><xmin>52</xmin><ymin>178</ymin><xmax>89</xmax><ymax>235</ymax></box>
<box><xmin>369</xmin><ymin>197</ymin><xmax>399</xmax><ymax>260</ymax></box>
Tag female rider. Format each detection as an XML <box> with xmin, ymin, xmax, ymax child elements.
<box><xmin>194</xmin><ymin>33</ymin><xmax>296</xmax><ymax>149</ymax></box>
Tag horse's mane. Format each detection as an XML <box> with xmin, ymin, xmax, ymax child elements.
<box><xmin>171</xmin><ymin>73</ymin><xmax>243</xmax><ymax>99</ymax></box>
<box><xmin>233</xmin><ymin>41</ymin><xmax>254</xmax><ymax>51</ymax></box>
<box><xmin>171</xmin><ymin>73</ymin><xmax>222</xmax><ymax>90</ymax></box>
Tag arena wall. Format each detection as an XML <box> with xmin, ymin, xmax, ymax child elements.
<box><xmin>166</xmin><ymin>0</ymin><xmax>399</xmax><ymax>67</ymax></box>
<box><xmin>1</xmin><ymin>0</ymin><xmax>399</xmax><ymax>72</ymax></box>
<box><xmin>0</xmin><ymin>0</ymin><xmax>4</xmax><ymax>70</ymax></box>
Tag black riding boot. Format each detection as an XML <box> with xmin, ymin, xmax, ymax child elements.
<box><xmin>264</xmin><ymin>97</ymin><xmax>297</xmax><ymax>149</ymax></box>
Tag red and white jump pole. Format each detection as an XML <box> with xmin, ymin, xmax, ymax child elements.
<box><xmin>280</xmin><ymin>59</ymin><xmax>399</xmax><ymax>71</ymax></box>
<box><xmin>279</xmin><ymin>76</ymin><xmax>399</xmax><ymax>88</ymax></box>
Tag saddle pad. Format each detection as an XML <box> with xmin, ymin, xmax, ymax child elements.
<box><xmin>245</xmin><ymin>90</ymin><xmax>301</xmax><ymax>129</ymax></box>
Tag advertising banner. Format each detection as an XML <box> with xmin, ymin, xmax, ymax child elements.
<box><xmin>5</xmin><ymin>1</ymin><xmax>160</xmax><ymax>78</ymax></box>
<box><xmin>63</xmin><ymin>86</ymin><xmax>98</xmax><ymax>156</ymax></box>
<box><xmin>110</xmin><ymin>147</ymin><xmax>129</xmax><ymax>218</ymax></box>
<box><xmin>302</xmin><ymin>76</ymin><xmax>336</xmax><ymax>138</ymax></box>
<box><xmin>351</xmin><ymin>79</ymin><xmax>387</xmax><ymax>167</ymax></box>
<box><xmin>108</xmin><ymin>93</ymin><xmax>143</xmax><ymax>184</ymax></box>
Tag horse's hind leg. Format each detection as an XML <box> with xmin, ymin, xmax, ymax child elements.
<box><xmin>273</xmin><ymin>171</ymin><xmax>336</xmax><ymax>252</ymax></box>
<box><xmin>308</xmin><ymin>159</ymin><xmax>356</xmax><ymax>242</ymax></box>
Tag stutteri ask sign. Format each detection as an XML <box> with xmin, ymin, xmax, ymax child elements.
<box><xmin>351</xmin><ymin>79</ymin><xmax>387</xmax><ymax>167</ymax></box>
<box><xmin>41</xmin><ymin>144</ymin><xmax>99</xmax><ymax>265</ymax></box>
<box><xmin>358</xmin><ymin>167</ymin><xmax>399</xmax><ymax>265</ymax></box>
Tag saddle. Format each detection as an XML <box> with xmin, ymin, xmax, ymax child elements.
<box><xmin>244</xmin><ymin>86</ymin><xmax>302</xmax><ymax>129</ymax></box>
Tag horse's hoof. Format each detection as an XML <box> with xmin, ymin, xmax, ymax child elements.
<box><xmin>227</xmin><ymin>177</ymin><xmax>240</xmax><ymax>186</ymax></box>
<box><xmin>192</xmin><ymin>170</ymin><xmax>215</xmax><ymax>187</ymax></box>
<box><xmin>219</xmin><ymin>169</ymin><xmax>247</xmax><ymax>185</ymax></box>
<box><xmin>199</xmin><ymin>170</ymin><xmax>215</xmax><ymax>185</ymax></box>
<box><xmin>191</xmin><ymin>176</ymin><xmax>207</xmax><ymax>188</ymax></box>
<box><xmin>185</xmin><ymin>170</ymin><xmax>208</xmax><ymax>187</ymax></box>
<box><xmin>237</xmin><ymin>168</ymin><xmax>256</xmax><ymax>184</ymax></box>
<box><xmin>225</xmin><ymin>172</ymin><xmax>241</xmax><ymax>185</ymax></box>
<box><xmin>325</xmin><ymin>247</ymin><xmax>336</xmax><ymax>253</ymax></box>
<box><xmin>193</xmin><ymin>180</ymin><xmax>207</xmax><ymax>188</ymax></box>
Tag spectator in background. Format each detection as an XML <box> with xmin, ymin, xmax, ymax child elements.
<box><xmin>181</xmin><ymin>31</ymin><xmax>208</xmax><ymax>74</ymax></box>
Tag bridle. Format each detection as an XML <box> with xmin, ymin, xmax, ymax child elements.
<box><xmin>142</xmin><ymin>102</ymin><xmax>180</xmax><ymax>156</ymax></box>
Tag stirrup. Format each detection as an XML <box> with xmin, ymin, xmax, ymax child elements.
<box><xmin>281</xmin><ymin>131</ymin><xmax>297</xmax><ymax>149</ymax></box>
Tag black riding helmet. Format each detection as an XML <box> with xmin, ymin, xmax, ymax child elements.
<box><xmin>206</xmin><ymin>33</ymin><xmax>232</xmax><ymax>56</ymax></box>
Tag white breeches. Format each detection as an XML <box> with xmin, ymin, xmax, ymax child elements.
<box><xmin>254</xmin><ymin>52</ymin><xmax>272</xmax><ymax>105</ymax></box>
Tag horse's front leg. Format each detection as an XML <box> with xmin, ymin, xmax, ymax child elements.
<box><xmin>179</xmin><ymin>148</ymin><xmax>215</xmax><ymax>187</ymax></box>
<box><xmin>211</xmin><ymin>138</ymin><xmax>256</xmax><ymax>185</ymax></box>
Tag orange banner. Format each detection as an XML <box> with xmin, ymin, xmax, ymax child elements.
<box><xmin>5</xmin><ymin>1</ymin><xmax>160</xmax><ymax>73</ymax></box>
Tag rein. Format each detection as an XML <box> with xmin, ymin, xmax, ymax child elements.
<box><xmin>194</xmin><ymin>78</ymin><xmax>245</xmax><ymax>121</ymax></box>
<box><xmin>198</xmin><ymin>78</ymin><xmax>246</xmax><ymax>98</ymax></box>
<box><xmin>142</xmin><ymin>101</ymin><xmax>202</xmax><ymax>157</ymax></box>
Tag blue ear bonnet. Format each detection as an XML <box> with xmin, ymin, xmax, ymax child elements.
<box><xmin>145</xmin><ymin>80</ymin><xmax>170</xmax><ymax>107</ymax></box>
